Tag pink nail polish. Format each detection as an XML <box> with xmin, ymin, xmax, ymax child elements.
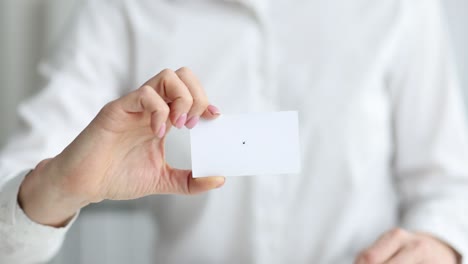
<box><xmin>157</xmin><ymin>123</ymin><xmax>166</xmax><ymax>138</ymax></box>
<box><xmin>175</xmin><ymin>113</ymin><xmax>187</xmax><ymax>129</ymax></box>
<box><xmin>185</xmin><ymin>116</ymin><xmax>200</xmax><ymax>129</ymax></box>
<box><xmin>207</xmin><ymin>105</ymin><xmax>220</xmax><ymax>115</ymax></box>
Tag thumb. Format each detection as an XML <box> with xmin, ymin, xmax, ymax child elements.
<box><xmin>168</xmin><ymin>168</ymin><xmax>225</xmax><ymax>195</ymax></box>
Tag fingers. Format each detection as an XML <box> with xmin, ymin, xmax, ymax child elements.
<box><xmin>118</xmin><ymin>85</ymin><xmax>169</xmax><ymax>138</ymax></box>
<box><xmin>144</xmin><ymin>67</ymin><xmax>221</xmax><ymax>129</ymax></box>
<box><xmin>109</xmin><ymin>67</ymin><xmax>219</xmax><ymax>137</ymax></box>
<box><xmin>174</xmin><ymin>67</ymin><xmax>206</xmax><ymax>128</ymax></box>
<box><xmin>165</xmin><ymin>168</ymin><xmax>225</xmax><ymax>195</ymax></box>
<box><xmin>202</xmin><ymin>104</ymin><xmax>221</xmax><ymax>120</ymax></box>
<box><xmin>188</xmin><ymin>176</ymin><xmax>226</xmax><ymax>194</ymax></box>
<box><xmin>144</xmin><ymin>69</ymin><xmax>193</xmax><ymax>128</ymax></box>
<box><xmin>383</xmin><ymin>241</ymin><xmax>423</xmax><ymax>264</ymax></box>
<box><xmin>355</xmin><ymin>228</ymin><xmax>409</xmax><ymax>264</ymax></box>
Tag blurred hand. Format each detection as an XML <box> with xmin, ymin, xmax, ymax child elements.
<box><xmin>19</xmin><ymin>67</ymin><xmax>224</xmax><ymax>226</ymax></box>
<box><xmin>355</xmin><ymin>228</ymin><xmax>460</xmax><ymax>264</ymax></box>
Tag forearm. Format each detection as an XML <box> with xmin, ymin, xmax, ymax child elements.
<box><xmin>18</xmin><ymin>158</ymin><xmax>88</xmax><ymax>227</ymax></box>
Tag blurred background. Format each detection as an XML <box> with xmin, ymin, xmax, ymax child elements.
<box><xmin>0</xmin><ymin>0</ymin><xmax>467</xmax><ymax>263</ymax></box>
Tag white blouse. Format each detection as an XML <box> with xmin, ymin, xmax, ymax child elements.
<box><xmin>1</xmin><ymin>0</ymin><xmax>468</xmax><ymax>263</ymax></box>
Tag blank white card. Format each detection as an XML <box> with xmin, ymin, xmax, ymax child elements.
<box><xmin>190</xmin><ymin>111</ymin><xmax>301</xmax><ymax>178</ymax></box>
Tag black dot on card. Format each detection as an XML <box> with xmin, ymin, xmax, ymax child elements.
<box><xmin>242</xmin><ymin>141</ymin><xmax>246</xmax><ymax>145</ymax></box>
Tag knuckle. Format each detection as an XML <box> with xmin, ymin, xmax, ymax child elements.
<box><xmin>159</xmin><ymin>104</ymin><xmax>170</xmax><ymax>115</ymax></box>
<box><xmin>99</xmin><ymin>101</ymin><xmax>120</xmax><ymax>120</ymax></box>
<box><xmin>137</xmin><ymin>86</ymin><xmax>156</xmax><ymax>108</ymax></box>
<box><xmin>389</xmin><ymin>228</ymin><xmax>406</xmax><ymax>240</ymax></box>
<box><xmin>192</xmin><ymin>96</ymin><xmax>209</xmax><ymax>109</ymax></box>
<box><xmin>101</xmin><ymin>101</ymin><xmax>117</xmax><ymax>113</ymax></box>
<box><xmin>176</xmin><ymin>66</ymin><xmax>193</xmax><ymax>76</ymax></box>
<box><xmin>159</xmin><ymin>69</ymin><xmax>177</xmax><ymax>83</ymax></box>
<box><xmin>180</xmin><ymin>95</ymin><xmax>194</xmax><ymax>106</ymax></box>
<box><xmin>412</xmin><ymin>239</ymin><xmax>429</xmax><ymax>252</ymax></box>
<box><xmin>160</xmin><ymin>68</ymin><xmax>175</xmax><ymax>77</ymax></box>
<box><xmin>358</xmin><ymin>250</ymin><xmax>378</xmax><ymax>264</ymax></box>
<box><xmin>139</xmin><ymin>85</ymin><xmax>154</xmax><ymax>96</ymax></box>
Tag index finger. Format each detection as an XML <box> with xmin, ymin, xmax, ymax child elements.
<box><xmin>355</xmin><ymin>228</ymin><xmax>409</xmax><ymax>264</ymax></box>
<box><xmin>143</xmin><ymin>69</ymin><xmax>193</xmax><ymax>128</ymax></box>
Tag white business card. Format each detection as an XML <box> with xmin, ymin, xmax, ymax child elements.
<box><xmin>190</xmin><ymin>111</ymin><xmax>301</xmax><ymax>177</ymax></box>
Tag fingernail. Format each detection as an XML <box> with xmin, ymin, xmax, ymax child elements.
<box><xmin>216</xmin><ymin>178</ymin><xmax>225</xmax><ymax>188</ymax></box>
<box><xmin>157</xmin><ymin>123</ymin><xmax>166</xmax><ymax>138</ymax></box>
<box><xmin>175</xmin><ymin>113</ymin><xmax>187</xmax><ymax>129</ymax></box>
<box><xmin>185</xmin><ymin>116</ymin><xmax>199</xmax><ymax>129</ymax></box>
<box><xmin>207</xmin><ymin>105</ymin><xmax>220</xmax><ymax>115</ymax></box>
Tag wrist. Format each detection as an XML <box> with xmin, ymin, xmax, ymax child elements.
<box><xmin>18</xmin><ymin>158</ymin><xmax>89</xmax><ymax>227</ymax></box>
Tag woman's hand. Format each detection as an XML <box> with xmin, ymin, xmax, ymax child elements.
<box><xmin>355</xmin><ymin>228</ymin><xmax>461</xmax><ymax>264</ymax></box>
<box><xmin>19</xmin><ymin>67</ymin><xmax>224</xmax><ymax>227</ymax></box>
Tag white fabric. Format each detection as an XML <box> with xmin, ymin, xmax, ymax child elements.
<box><xmin>0</xmin><ymin>171</ymin><xmax>79</xmax><ymax>263</ymax></box>
<box><xmin>1</xmin><ymin>0</ymin><xmax>468</xmax><ymax>263</ymax></box>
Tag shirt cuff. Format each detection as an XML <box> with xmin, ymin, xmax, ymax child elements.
<box><xmin>0</xmin><ymin>170</ymin><xmax>79</xmax><ymax>241</ymax></box>
<box><xmin>402</xmin><ymin>212</ymin><xmax>468</xmax><ymax>264</ymax></box>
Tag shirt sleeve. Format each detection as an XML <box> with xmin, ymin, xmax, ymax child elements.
<box><xmin>0</xmin><ymin>0</ymin><xmax>130</xmax><ymax>262</ymax></box>
<box><xmin>0</xmin><ymin>171</ymin><xmax>79</xmax><ymax>263</ymax></box>
<box><xmin>388</xmin><ymin>0</ymin><xmax>468</xmax><ymax>262</ymax></box>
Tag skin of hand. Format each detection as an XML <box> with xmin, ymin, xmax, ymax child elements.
<box><xmin>355</xmin><ymin>228</ymin><xmax>461</xmax><ymax>264</ymax></box>
<box><xmin>18</xmin><ymin>67</ymin><xmax>225</xmax><ymax>227</ymax></box>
